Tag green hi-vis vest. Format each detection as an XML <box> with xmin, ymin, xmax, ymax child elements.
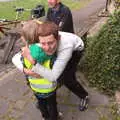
<box><xmin>24</xmin><ymin>58</ymin><xmax>57</xmax><ymax>93</ymax></box>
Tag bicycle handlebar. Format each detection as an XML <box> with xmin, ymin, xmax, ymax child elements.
<box><xmin>0</xmin><ymin>19</ymin><xmax>12</xmax><ymax>23</ymax></box>
<box><xmin>0</xmin><ymin>20</ymin><xmax>21</xmax><ymax>26</ymax></box>
<box><xmin>14</xmin><ymin>6</ymin><xmax>31</xmax><ymax>12</ymax></box>
<box><xmin>15</xmin><ymin>8</ymin><xmax>24</xmax><ymax>12</ymax></box>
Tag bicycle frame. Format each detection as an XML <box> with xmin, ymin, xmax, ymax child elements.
<box><xmin>0</xmin><ymin>5</ymin><xmax>45</xmax><ymax>64</ymax></box>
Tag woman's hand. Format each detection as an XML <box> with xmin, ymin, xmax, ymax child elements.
<box><xmin>23</xmin><ymin>68</ymin><xmax>41</xmax><ymax>78</ymax></box>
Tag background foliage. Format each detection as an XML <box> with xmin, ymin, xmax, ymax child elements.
<box><xmin>82</xmin><ymin>10</ymin><xmax>120</xmax><ymax>95</ymax></box>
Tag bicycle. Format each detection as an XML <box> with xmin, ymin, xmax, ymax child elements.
<box><xmin>0</xmin><ymin>4</ymin><xmax>45</xmax><ymax>64</ymax></box>
<box><xmin>0</xmin><ymin>4</ymin><xmax>45</xmax><ymax>35</ymax></box>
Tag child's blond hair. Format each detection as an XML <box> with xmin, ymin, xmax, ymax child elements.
<box><xmin>20</xmin><ymin>20</ymin><xmax>42</xmax><ymax>44</ymax></box>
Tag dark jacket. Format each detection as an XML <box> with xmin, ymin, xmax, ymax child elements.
<box><xmin>46</xmin><ymin>2</ymin><xmax>74</xmax><ymax>33</ymax></box>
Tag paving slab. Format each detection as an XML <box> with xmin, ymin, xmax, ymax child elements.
<box><xmin>56</xmin><ymin>72</ymin><xmax>111</xmax><ymax>120</ymax></box>
<box><xmin>73</xmin><ymin>0</ymin><xmax>106</xmax><ymax>35</ymax></box>
<box><xmin>0</xmin><ymin>70</ymin><xmax>42</xmax><ymax>120</ymax></box>
<box><xmin>0</xmin><ymin>69</ymin><xmax>112</xmax><ymax>120</ymax></box>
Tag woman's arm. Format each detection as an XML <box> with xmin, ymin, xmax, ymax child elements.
<box><xmin>12</xmin><ymin>51</ymin><xmax>41</xmax><ymax>78</ymax></box>
<box><xmin>12</xmin><ymin>52</ymin><xmax>24</xmax><ymax>72</ymax></box>
<box><xmin>32</xmin><ymin>47</ymin><xmax>74</xmax><ymax>82</ymax></box>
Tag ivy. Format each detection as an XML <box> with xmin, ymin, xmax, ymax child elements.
<box><xmin>83</xmin><ymin>10</ymin><xmax>120</xmax><ymax>95</ymax></box>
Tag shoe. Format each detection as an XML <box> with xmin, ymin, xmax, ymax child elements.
<box><xmin>79</xmin><ymin>96</ymin><xmax>89</xmax><ymax>111</ymax></box>
<box><xmin>58</xmin><ymin>112</ymin><xmax>63</xmax><ymax>120</ymax></box>
<box><xmin>43</xmin><ymin>112</ymin><xmax>63</xmax><ymax>120</ymax></box>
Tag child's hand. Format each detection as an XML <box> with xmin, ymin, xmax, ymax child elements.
<box><xmin>21</xmin><ymin>46</ymin><xmax>36</xmax><ymax>65</ymax></box>
<box><xmin>23</xmin><ymin>68</ymin><xmax>41</xmax><ymax>78</ymax></box>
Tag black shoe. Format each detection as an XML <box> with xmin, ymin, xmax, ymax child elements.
<box><xmin>58</xmin><ymin>112</ymin><xmax>63</xmax><ymax>120</ymax></box>
<box><xmin>79</xmin><ymin>96</ymin><xmax>89</xmax><ymax>111</ymax></box>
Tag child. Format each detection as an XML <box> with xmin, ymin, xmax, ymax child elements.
<box><xmin>12</xmin><ymin>20</ymin><xmax>58</xmax><ymax>120</ymax></box>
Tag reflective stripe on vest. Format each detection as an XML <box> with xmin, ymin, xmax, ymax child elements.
<box><xmin>30</xmin><ymin>82</ymin><xmax>56</xmax><ymax>89</ymax></box>
<box><xmin>24</xmin><ymin>58</ymin><xmax>57</xmax><ymax>93</ymax></box>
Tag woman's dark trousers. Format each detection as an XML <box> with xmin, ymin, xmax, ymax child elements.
<box><xmin>57</xmin><ymin>50</ymin><xmax>88</xmax><ymax>98</ymax></box>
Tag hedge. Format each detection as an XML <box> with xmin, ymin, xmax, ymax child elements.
<box><xmin>82</xmin><ymin>10</ymin><xmax>120</xmax><ymax>95</ymax></box>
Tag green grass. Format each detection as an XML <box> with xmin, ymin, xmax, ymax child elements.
<box><xmin>0</xmin><ymin>0</ymin><xmax>92</xmax><ymax>20</ymax></box>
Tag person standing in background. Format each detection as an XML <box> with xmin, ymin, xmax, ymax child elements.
<box><xmin>46</xmin><ymin>0</ymin><xmax>74</xmax><ymax>33</ymax></box>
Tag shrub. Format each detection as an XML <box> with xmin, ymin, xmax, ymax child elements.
<box><xmin>83</xmin><ymin>10</ymin><xmax>120</xmax><ymax>95</ymax></box>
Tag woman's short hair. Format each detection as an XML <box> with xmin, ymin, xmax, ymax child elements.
<box><xmin>37</xmin><ymin>21</ymin><xmax>59</xmax><ymax>40</ymax></box>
